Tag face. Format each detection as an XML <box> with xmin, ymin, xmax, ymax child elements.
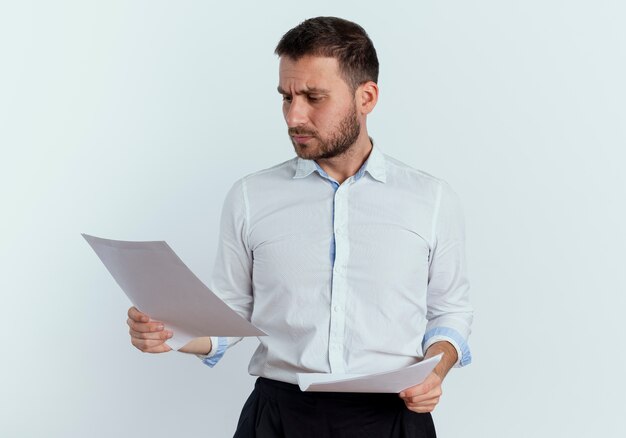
<box><xmin>278</xmin><ymin>56</ymin><xmax>362</xmax><ymax>160</ymax></box>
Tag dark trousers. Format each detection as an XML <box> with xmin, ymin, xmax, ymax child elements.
<box><xmin>233</xmin><ymin>377</ymin><xmax>437</xmax><ymax>438</ymax></box>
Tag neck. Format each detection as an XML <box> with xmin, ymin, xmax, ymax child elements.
<box><xmin>315</xmin><ymin>132</ymin><xmax>373</xmax><ymax>184</ymax></box>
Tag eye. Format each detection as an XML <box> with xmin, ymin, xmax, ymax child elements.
<box><xmin>307</xmin><ymin>95</ymin><xmax>322</xmax><ymax>103</ymax></box>
<box><xmin>282</xmin><ymin>95</ymin><xmax>292</xmax><ymax>103</ymax></box>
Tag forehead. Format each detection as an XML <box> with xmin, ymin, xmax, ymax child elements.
<box><xmin>278</xmin><ymin>55</ymin><xmax>349</xmax><ymax>92</ymax></box>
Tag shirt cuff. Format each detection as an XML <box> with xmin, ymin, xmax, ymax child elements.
<box><xmin>422</xmin><ymin>327</ymin><xmax>472</xmax><ymax>367</ymax></box>
<box><xmin>196</xmin><ymin>336</ymin><xmax>228</xmax><ymax>368</ymax></box>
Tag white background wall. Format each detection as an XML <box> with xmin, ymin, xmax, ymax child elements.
<box><xmin>1</xmin><ymin>1</ymin><xmax>625</xmax><ymax>437</ymax></box>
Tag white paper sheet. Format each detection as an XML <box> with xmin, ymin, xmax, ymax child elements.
<box><xmin>297</xmin><ymin>354</ymin><xmax>442</xmax><ymax>393</ymax></box>
<box><xmin>83</xmin><ymin>234</ymin><xmax>265</xmax><ymax>350</ymax></box>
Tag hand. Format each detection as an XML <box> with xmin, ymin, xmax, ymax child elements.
<box><xmin>399</xmin><ymin>371</ymin><xmax>443</xmax><ymax>413</ymax></box>
<box><xmin>127</xmin><ymin>306</ymin><xmax>173</xmax><ymax>353</ymax></box>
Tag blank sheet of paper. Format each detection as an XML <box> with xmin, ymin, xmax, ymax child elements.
<box><xmin>83</xmin><ymin>234</ymin><xmax>265</xmax><ymax>350</ymax></box>
<box><xmin>297</xmin><ymin>354</ymin><xmax>442</xmax><ymax>393</ymax></box>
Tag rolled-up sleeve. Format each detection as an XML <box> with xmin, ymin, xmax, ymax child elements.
<box><xmin>422</xmin><ymin>182</ymin><xmax>473</xmax><ymax>367</ymax></box>
<box><xmin>198</xmin><ymin>178</ymin><xmax>254</xmax><ymax>368</ymax></box>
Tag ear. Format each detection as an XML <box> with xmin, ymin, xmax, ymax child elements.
<box><xmin>356</xmin><ymin>81</ymin><xmax>379</xmax><ymax>115</ymax></box>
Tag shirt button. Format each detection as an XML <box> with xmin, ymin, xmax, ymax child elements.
<box><xmin>333</xmin><ymin>305</ymin><xmax>340</xmax><ymax>312</ymax></box>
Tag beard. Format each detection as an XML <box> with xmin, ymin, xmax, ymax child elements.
<box><xmin>288</xmin><ymin>104</ymin><xmax>361</xmax><ymax>160</ymax></box>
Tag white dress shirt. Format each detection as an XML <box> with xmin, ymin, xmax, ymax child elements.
<box><xmin>200</xmin><ymin>146</ymin><xmax>473</xmax><ymax>384</ymax></box>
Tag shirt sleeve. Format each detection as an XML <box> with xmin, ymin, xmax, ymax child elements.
<box><xmin>195</xmin><ymin>336</ymin><xmax>237</xmax><ymax>367</ymax></box>
<box><xmin>422</xmin><ymin>182</ymin><xmax>473</xmax><ymax>367</ymax></box>
<box><xmin>198</xmin><ymin>178</ymin><xmax>254</xmax><ymax>368</ymax></box>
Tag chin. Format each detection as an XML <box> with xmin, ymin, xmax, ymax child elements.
<box><xmin>293</xmin><ymin>143</ymin><xmax>319</xmax><ymax>160</ymax></box>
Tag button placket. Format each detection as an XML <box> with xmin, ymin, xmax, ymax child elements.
<box><xmin>328</xmin><ymin>183</ymin><xmax>350</xmax><ymax>373</ymax></box>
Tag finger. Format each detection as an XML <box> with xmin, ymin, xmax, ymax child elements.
<box><xmin>403</xmin><ymin>391</ymin><xmax>441</xmax><ymax>414</ymax></box>
<box><xmin>128</xmin><ymin>306</ymin><xmax>149</xmax><ymax>323</ymax></box>
<box><xmin>131</xmin><ymin>337</ymin><xmax>172</xmax><ymax>352</ymax></box>
<box><xmin>405</xmin><ymin>400</ymin><xmax>438</xmax><ymax>413</ymax></box>
<box><xmin>404</xmin><ymin>392</ymin><xmax>441</xmax><ymax>406</ymax></box>
<box><xmin>127</xmin><ymin>318</ymin><xmax>165</xmax><ymax>333</ymax></box>
<box><xmin>129</xmin><ymin>328</ymin><xmax>173</xmax><ymax>341</ymax></box>
<box><xmin>399</xmin><ymin>373</ymin><xmax>441</xmax><ymax>398</ymax></box>
<box><xmin>144</xmin><ymin>343</ymin><xmax>172</xmax><ymax>353</ymax></box>
<box><xmin>399</xmin><ymin>384</ymin><xmax>426</xmax><ymax>398</ymax></box>
<box><xmin>400</xmin><ymin>380</ymin><xmax>438</xmax><ymax>398</ymax></box>
<box><xmin>402</xmin><ymin>387</ymin><xmax>442</xmax><ymax>405</ymax></box>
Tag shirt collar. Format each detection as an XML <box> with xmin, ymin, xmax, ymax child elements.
<box><xmin>362</xmin><ymin>146</ymin><xmax>387</xmax><ymax>183</ymax></box>
<box><xmin>293</xmin><ymin>145</ymin><xmax>387</xmax><ymax>183</ymax></box>
<box><xmin>293</xmin><ymin>156</ymin><xmax>318</xmax><ymax>179</ymax></box>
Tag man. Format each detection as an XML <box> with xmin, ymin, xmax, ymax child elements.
<box><xmin>127</xmin><ymin>16</ymin><xmax>472</xmax><ymax>437</ymax></box>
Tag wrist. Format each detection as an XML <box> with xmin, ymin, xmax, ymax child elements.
<box><xmin>425</xmin><ymin>341</ymin><xmax>457</xmax><ymax>379</ymax></box>
<box><xmin>178</xmin><ymin>337</ymin><xmax>213</xmax><ymax>355</ymax></box>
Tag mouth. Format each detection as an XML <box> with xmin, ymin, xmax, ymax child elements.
<box><xmin>291</xmin><ymin>135</ymin><xmax>314</xmax><ymax>144</ymax></box>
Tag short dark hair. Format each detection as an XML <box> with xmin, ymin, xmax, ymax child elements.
<box><xmin>275</xmin><ymin>16</ymin><xmax>379</xmax><ymax>91</ymax></box>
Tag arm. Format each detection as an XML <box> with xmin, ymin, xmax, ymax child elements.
<box><xmin>126</xmin><ymin>179</ymin><xmax>253</xmax><ymax>364</ymax></box>
<box><xmin>400</xmin><ymin>182</ymin><xmax>473</xmax><ymax>412</ymax></box>
<box><xmin>198</xmin><ymin>178</ymin><xmax>254</xmax><ymax>366</ymax></box>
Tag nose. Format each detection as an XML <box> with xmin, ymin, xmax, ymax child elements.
<box><xmin>284</xmin><ymin>97</ymin><xmax>308</xmax><ymax>128</ymax></box>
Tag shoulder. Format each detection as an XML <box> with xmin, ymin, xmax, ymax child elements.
<box><xmin>237</xmin><ymin>157</ymin><xmax>298</xmax><ymax>186</ymax></box>
<box><xmin>223</xmin><ymin>157</ymin><xmax>299</xmax><ymax>205</ymax></box>
<box><xmin>225</xmin><ymin>157</ymin><xmax>297</xmax><ymax>191</ymax></box>
<box><xmin>382</xmin><ymin>152</ymin><xmax>450</xmax><ymax>194</ymax></box>
<box><xmin>221</xmin><ymin>158</ymin><xmax>298</xmax><ymax>214</ymax></box>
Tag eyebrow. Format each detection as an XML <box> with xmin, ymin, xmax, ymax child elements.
<box><xmin>276</xmin><ymin>86</ymin><xmax>330</xmax><ymax>95</ymax></box>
